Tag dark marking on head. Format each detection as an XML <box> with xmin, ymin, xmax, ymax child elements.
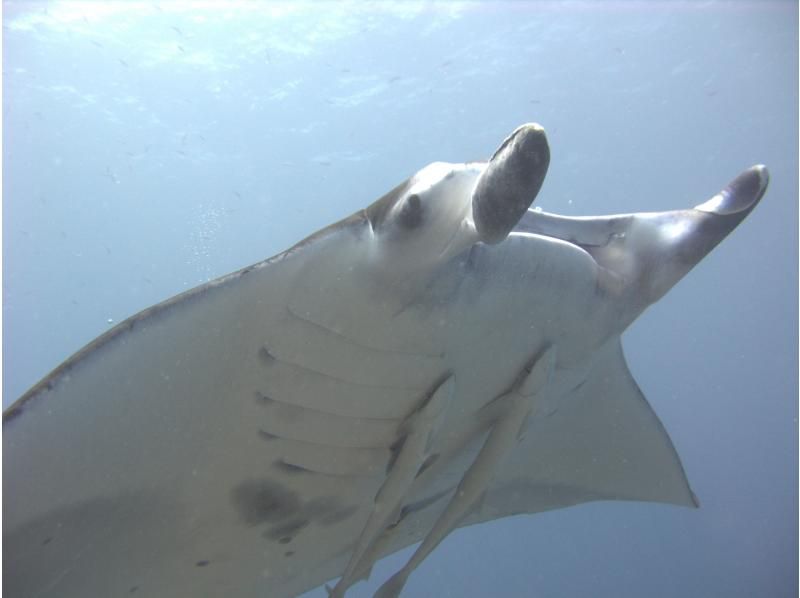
<box><xmin>258</xmin><ymin>346</ymin><xmax>276</xmax><ymax>366</ymax></box>
<box><xmin>273</xmin><ymin>459</ymin><xmax>310</xmax><ymax>475</ymax></box>
<box><xmin>284</xmin><ymin>551</ymin><xmax>295</xmax><ymax>557</ymax></box>
<box><xmin>364</xmin><ymin>178</ymin><xmax>411</xmax><ymax>231</ymax></box>
<box><xmin>195</xmin><ymin>560</ymin><xmax>210</xmax><ymax>567</ymax></box>
<box><xmin>317</xmin><ymin>504</ymin><xmax>359</xmax><ymax>527</ymax></box>
<box><xmin>397</xmin><ymin>193</ymin><xmax>423</xmax><ymax>229</ymax></box>
<box><xmin>230</xmin><ymin>479</ymin><xmax>301</xmax><ymax>527</ymax></box>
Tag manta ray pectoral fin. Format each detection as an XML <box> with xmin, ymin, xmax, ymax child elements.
<box><xmin>374</xmin><ymin>346</ymin><xmax>557</xmax><ymax>598</ymax></box>
<box><xmin>464</xmin><ymin>339</ymin><xmax>698</xmax><ymax>532</ymax></box>
<box><xmin>329</xmin><ymin>375</ymin><xmax>454</xmax><ymax>598</ymax></box>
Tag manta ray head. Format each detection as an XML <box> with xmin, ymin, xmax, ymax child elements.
<box><xmin>363</xmin><ymin>123</ymin><xmax>551</xmax><ymax>281</ymax></box>
<box><xmin>329</xmin><ymin>121</ymin><xmax>766</xmax><ymax>347</ymax></box>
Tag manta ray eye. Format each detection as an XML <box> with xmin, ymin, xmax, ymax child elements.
<box><xmin>397</xmin><ymin>193</ymin><xmax>423</xmax><ymax>229</ymax></box>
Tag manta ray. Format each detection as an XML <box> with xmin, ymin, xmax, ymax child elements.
<box><xmin>3</xmin><ymin>123</ymin><xmax>767</xmax><ymax>597</ymax></box>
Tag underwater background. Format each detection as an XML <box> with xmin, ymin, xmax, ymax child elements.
<box><xmin>3</xmin><ymin>1</ymin><xmax>797</xmax><ymax>596</ymax></box>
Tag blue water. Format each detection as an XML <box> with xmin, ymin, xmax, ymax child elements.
<box><xmin>3</xmin><ymin>1</ymin><xmax>797</xmax><ymax>596</ymax></box>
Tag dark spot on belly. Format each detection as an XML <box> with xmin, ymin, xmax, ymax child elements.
<box><xmin>231</xmin><ymin>477</ymin><xmax>360</xmax><ymax>542</ymax></box>
<box><xmin>195</xmin><ymin>560</ymin><xmax>210</xmax><ymax>567</ymax></box>
<box><xmin>129</xmin><ymin>586</ymin><xmax>139</xmax><ymax>593</ymax></box>
<box><xmin>284</xmin><ymin>551</ymin><xmax>295</xmax><ymax>557</ymax></box>
<box><xmin>41</xmin><ymin>536</ymin><xmax>53</xmax><ymax>546</ymax></box>
<box><xmin>230</xmin><ymin>479</ymin><xmax>301</xmax><ymax>526</ymax></box>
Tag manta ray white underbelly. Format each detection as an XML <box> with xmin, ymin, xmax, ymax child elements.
<box><xmin>3</xmin><ymin>123</ymin><xmax>768</xmax><ymax>597</ymax></box>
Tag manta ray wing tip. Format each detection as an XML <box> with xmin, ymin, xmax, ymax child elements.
<box><xmin>695</xmin><ymin>164</ymin><xmax>769</xmax><ymax>216</ymax></box>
